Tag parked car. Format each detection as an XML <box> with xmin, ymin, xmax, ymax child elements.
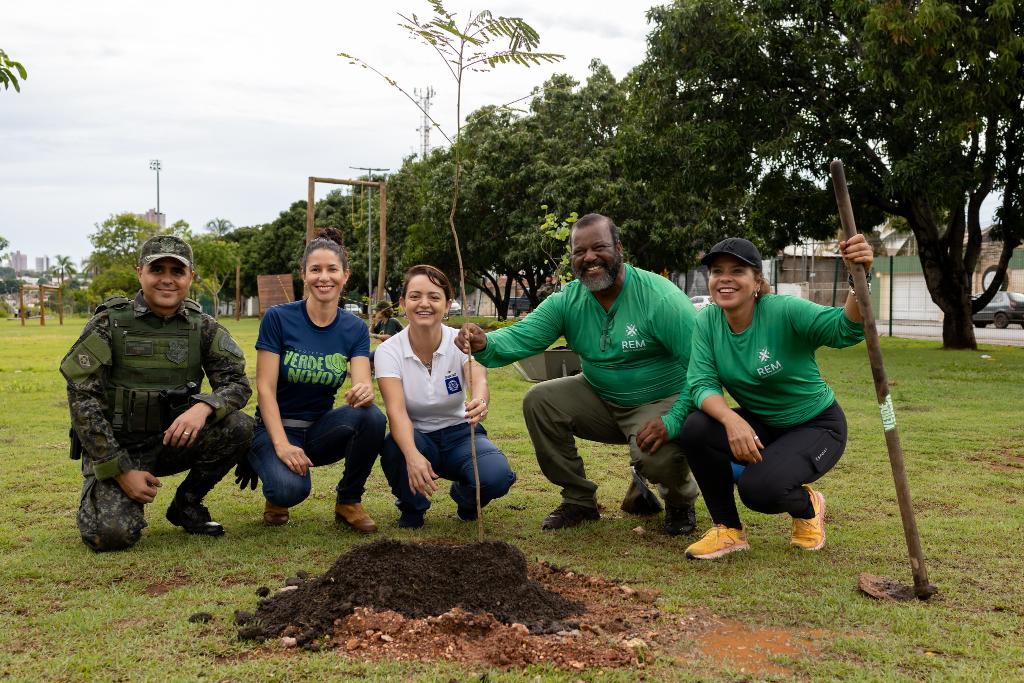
<box><xmin>508</xmin><ymin>296</ymin><xmax>534</xmax><ymax>316</ymax></box>
<box><xmin>972</xmin><ymin>291</ymin><xmax>1024</xmax><ymax>328</ymax></box>
<box><xmin>343</xmin><ymin>303</ymin><xmax>362</xmax><ymax>315</ymax></box>
<box><xmin>690</xmin><ymin>295</ymin><xmax>713</xmax><ymax>311</ymax></box>
<box><xmin>448</xmin><ymin>300</ymin><xmax>462</xmax><ymax>316</ymax></box>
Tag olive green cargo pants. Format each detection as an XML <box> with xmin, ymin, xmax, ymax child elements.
<box><xmin>521</xmin><ymin>373</ymin><xmax>698</xmax><ymax>509</ymax></box>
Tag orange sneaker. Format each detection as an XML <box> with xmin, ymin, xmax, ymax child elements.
<box><xmin>685</xmin><ymin>525</ymin><xmax>749</xmax><ymax>560</ymax></box>
<box><xmin>791</xmin><ymin>486</ymin><xmax>826</xmax><ymax>550</ymax></box>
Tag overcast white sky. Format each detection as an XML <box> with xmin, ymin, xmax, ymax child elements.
<box><xmin>1</xmin><ymin>1</ymin><xmax>658</xmax><ymax>264</ymax></box>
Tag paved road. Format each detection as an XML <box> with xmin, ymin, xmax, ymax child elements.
<box><xmin>876</xmin><ymin>321</ymin><xmax>1024</xmax><ymax>346</ymax></box>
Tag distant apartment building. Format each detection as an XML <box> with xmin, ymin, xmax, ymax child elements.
<box><xmin>137</xmin><ymin>209</ymin><xmax>166</xmax><ymax>229</ymax></box>
<box><xmin>35</xmin><ymin>256</ymin><xmax>50</xmax><ymax>272</ymax></box>
<box><xmin>10</xmin><ymin>251</ymin><xmax>28</xmax><ymax>273</ymax></box>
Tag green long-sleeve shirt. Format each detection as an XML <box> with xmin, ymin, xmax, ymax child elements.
<box><xmin>475</xmin><ymin>265</ymin><xmax>698</xmax><ymax>438</ymax></box>
<box><xmin>688</xmin><ymin>295</ymin><xmax>865</xmax><ymax>428</ymax></box>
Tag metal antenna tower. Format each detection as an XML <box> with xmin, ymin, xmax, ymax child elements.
<box><xmin>414</xmin><ymin>86</ymin><xmax>435</xmax><ymax>158</ymax></box>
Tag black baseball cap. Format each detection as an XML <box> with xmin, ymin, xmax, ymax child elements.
<box><xmin>700</xmin><ymin>238</ymin><xmax>762</xmax><ymax>268</ymax></box>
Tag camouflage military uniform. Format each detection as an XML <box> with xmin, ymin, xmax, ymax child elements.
<box><xmin>61</xmin><ymin>291</ymin><xmax>253</xmax><ymax>551</ymax></box>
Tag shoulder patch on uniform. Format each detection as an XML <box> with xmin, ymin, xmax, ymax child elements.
<box><xmin>60</xmin><ymin>330</ymin><xmax>112</xmax><ymax>384</ymax></box>
<box><xmin>183</xmin><ymin>298</ymin><xmax>203</xmax><ymax>313</ymax></box>
<box><xmin>216</xmin><ymin>329</ymin><xmax>245</xmax><ymax>359</ymax></box>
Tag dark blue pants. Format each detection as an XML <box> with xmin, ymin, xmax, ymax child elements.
<box><xmin>379</xmin><ymin>423</ymin><xmax>516</xmax><ymax>518</ymax></box>
<box><xmin>248</xmin><ymin>405</ymin><xmax>386</xmax><ymax>508</ymax></box>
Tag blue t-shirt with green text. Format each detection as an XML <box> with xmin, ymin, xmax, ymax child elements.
<box><xmin>255</xmin><ymin>300</ymin><xmax>370</xmax><ymax>422</ymax></box>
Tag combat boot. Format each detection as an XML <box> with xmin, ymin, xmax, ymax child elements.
<box><xmin>166</xmin><ymin>491</ymin><xmax>224</xmax><ymax>536</ymax></box>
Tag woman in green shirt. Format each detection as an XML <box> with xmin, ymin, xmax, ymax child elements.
<box><xmin>680</xmin><ymin>236</ymin><xmax>873</xmax><ymax>560</ymax></box>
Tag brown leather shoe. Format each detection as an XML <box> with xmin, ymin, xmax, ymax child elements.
<box><xmin>335</xmin><ymin>503</ymin><xmax>378</xmax><ymax>533</ymax></box>
<box><xmin>263</xmin><ymin>501</ymin><xmax>289</xmax><ymax>526</ymax></box>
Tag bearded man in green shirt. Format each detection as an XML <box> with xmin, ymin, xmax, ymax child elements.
<box><xmin>457</xmin><ymin>214</ymin><xmax>699</xmax><ymax>535</ymax></box>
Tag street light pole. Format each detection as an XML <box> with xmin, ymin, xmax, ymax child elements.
<box><xmin>350</xmin><ymin>166</ymin><xmax>389</xmax><ymax>312</ymax></box>
<box><xmin>149</xmin><ymin>159</ymin><xmax>162</xmax><ymax>218</ymax></box>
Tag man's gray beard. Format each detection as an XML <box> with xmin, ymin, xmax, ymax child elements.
<box><xmin>575</xmin><ymin>259</ymin><xmax>622</xmax><ymax>292</ymax></box>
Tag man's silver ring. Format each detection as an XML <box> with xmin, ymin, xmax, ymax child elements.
<box><xmin>183</xmin><ymin>431</ymin><xmax>191</xmax><ymax>436</ymax></box>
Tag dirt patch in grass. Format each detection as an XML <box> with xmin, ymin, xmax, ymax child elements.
<box><xmin>144</xmin><ymin>567</ymin><xmax>191</xmax><ymax>596</ymax></box>
<box><xmin>968</xmin><ymin>449</ymin><xmax>1024</xmax><ymax>473</ymax></box>
<box><xmin>235</xmin><ymin>539</ymin><xmax>720</xmax><ymax>670</ymax></box>
<box><xmin>693</xmin><ymin>619</ymin><xmax>827</xmax><ymax>676</ymax></box>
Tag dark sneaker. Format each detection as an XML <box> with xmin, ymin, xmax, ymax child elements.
<box><xmin>456</xmin><ymin>505</ymin><xmax>478</xmax><ymax>522</ymax></box>
<box><xmin>664</xmin><ymin>503</ymin><xmax>697</xmax><ymax>536</ymax></box>
<box><xmin>398</xmin><ymin>511</ymin><xmax>425</xmax><ymax>529</ymax></box>
<box><xmin>541</xmin><ymin>502</ymin><xmax>600</xmax><ymax>530</ymax></box>
<box><xmin>166</xmin><ymin>497</ymin><xmax>224</xmax><ymax>536</ymax></box>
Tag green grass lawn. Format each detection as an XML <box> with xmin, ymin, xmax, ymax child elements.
<box><xmin>1</xmin><ymin>317</ymin><xmax>1022</xmax><ymax>681</ymax></box>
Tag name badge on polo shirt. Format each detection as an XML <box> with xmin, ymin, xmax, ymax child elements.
<box><xmin>444</xmin><ymin>372</ymin><xmax>462</xmax><ymax>395</ymax></box>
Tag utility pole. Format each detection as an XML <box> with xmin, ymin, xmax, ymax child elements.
<box><xmin>149</xmin><ymin>159</ymin><xmax>162</xmax><ymax>218</ymax></box>
<box><xmin>350</xmin><ymin>166</ymin><xmax>389</xmax><ymax>312</ymax></box>
<box><xmin>414</xmin><ymin>87</ymin><xmax>435</xmax><ymax>159</ymax></box>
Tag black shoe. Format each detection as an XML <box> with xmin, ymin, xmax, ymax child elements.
<box><xmin>166</xmin><ymin>496</ymin><xmax>225</xmax><ymax>536</ymax></box>
<box><xmin>541</xmin><ymin>502</ymin><xmax>600</xmax><ymax>530</ymax></box>
<box><xmin>398</xmin><ymin>511</ymin><xmax>425</xmax><ymax>529</ymax></box>
<box><xmin>664</xmin><ymin>503</ymin><xmax>697</xmax><ymax>536</ymax></box>
<box><xmin>456</xmin><ymin>505</ymin><xmax>478</xmax><ymax>522</ymax></box>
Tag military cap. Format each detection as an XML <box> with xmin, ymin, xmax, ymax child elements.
<box><xmin>138</xmin><ymin>235</ymin><xmax>194</xmax><ymax>269</ymax></box>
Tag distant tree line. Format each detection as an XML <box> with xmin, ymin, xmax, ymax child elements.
<box><xmin>77</xmin><ymin>2</ymin><xmax>1024</xmax><ymax>346</ymax></box>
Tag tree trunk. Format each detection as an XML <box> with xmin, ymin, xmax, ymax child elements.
<box><xmin>908</xmin><ymin>204</ymin><xmax>978</xmax><ymax>350</ymax></box>
<box><xmin>920</xmin><ymin>255</ymin><xmax>977</xmax><ymax>350</ymax></box>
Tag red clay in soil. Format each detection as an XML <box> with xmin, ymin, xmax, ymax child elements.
<box><xmin>236</xmin><ymin>539</ymin><xmax>822</xmax><ymax>672</ymax></box>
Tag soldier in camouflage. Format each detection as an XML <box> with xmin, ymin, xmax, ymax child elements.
<box><xmin>60</xmin><ymin>235</ymin><xmax>254</xmax><ymax>551</ymax></box>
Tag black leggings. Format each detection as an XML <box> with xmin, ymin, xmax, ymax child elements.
<box><xmin>679</xmin><ymin>401</ymin><xmax>847</xmax><ymax>529</ymax></box>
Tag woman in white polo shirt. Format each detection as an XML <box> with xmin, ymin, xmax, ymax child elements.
<box><xmin>375</xmin><ymin>265</ymin><xmax>516</xmax><ymax>529</ymax></box>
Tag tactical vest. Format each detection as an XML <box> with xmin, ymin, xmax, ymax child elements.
<box><xmin>99</xmin><ymin>295</ymin><xmax>205</xmax><ymax>436</ymax></box>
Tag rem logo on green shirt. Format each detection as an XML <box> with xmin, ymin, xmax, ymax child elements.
<box><xmin>622</xmin><ymin>322</ymin><xmax>647</xmax><ymax>351</ymax></box>
<box><xmin>282</xmin><ymin>349</ymin><xmax>347</xmax><ymax>387</ymax></box>
<box><xmin>756</xmin><ymin>348</ymin><xmax>783</xmax><ymax>378</ymax></box>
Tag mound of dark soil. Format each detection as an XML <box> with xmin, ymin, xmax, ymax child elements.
<box><xmin>237</xmin><ymin>540</ymin><xmax>581</xmax><ymax>644</ymax></box>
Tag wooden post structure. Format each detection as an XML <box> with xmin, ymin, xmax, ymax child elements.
<box><xmin>305</xmin><ymin>176</ymin><xmax>389</xmax><ymax>300</ymax></box>
<box><xmin>19</xmin><ymin>285</ymin><xmax>25</xmax><ymax>326</ymax></box>
<box><xmin>58</xmin><ymin>286</ymin><xmax>64</xmax><ymax>325</ymax></box>
<box><xmin>38</xmin><ymin>285</ymin><xmax>45</xmax><ymax>326</ymax></box>
<box><xmin>235</xmin><ymin>257</ymin><xmax>241</xmax><ymax>321</ymax></box>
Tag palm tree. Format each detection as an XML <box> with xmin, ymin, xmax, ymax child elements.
<box><xmin>53</xmin><ymin>255</ymin><xmax>77</xmax><ymax>284</ymax></box>
<box><xmin>204</xmin><ymin>218</ymin><xmax>234</xmax><ymax>237</ymax></box>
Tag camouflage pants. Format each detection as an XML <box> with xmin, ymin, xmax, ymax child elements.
<box><xmin>77</xmin><ymin>411</ymin><xmax>253</xmax><ymax>552</ymax></box>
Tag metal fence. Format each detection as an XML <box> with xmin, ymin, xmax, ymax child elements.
<box><xmin>679</xmin><ymin>248</ymin><xmax>1024</xmax><ymax>346</ymax></box>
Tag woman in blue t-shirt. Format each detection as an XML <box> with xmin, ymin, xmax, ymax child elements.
<box><xmin>247</xmin><ymin>228</ymin><xmax>386</xmax><ymax>531</ymax></box>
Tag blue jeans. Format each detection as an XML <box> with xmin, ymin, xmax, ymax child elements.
<box><xmin>379</xmin><ymin>423</ymin><xmax>516</xmax><ymax>518</ymax></box>
<box><xmin>248</xmin><ymin>405</ymin><xmax>386</xmax><ymax>508</ymax></box>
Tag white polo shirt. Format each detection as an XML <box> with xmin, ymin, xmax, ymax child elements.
<box><xmin>374</xmin><ymin>324</ymin><xmax>469</xmax><ymax>433</ymax></box>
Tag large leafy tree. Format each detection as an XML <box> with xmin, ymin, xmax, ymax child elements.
<box><xmin>628</xmin><ymin>0</ymin><xmax>1024</xmax><ymax>349</ymax></box>
<box><xmin>342</xmin><ymin>0</ymin><xmax>563</xmax><ymax>321</ymax></box>
<box><xmin>191</xmin><ymin>235</ymin><xmax>239</xmax><ymax>316</ymax></box>
<box><xmin>381</xmin><ymin>64</ymin><xmax>631</xmax><ymax>318</ymax></box>
<box><xmin>87</xmin><ymin>213</ymin><xmax>160</xmax><ymax>274</ymax></box>
<box><xmin>234</xmin><ymin>192</ymin><xmax>353</xmax><ymax>302</ymax></box>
